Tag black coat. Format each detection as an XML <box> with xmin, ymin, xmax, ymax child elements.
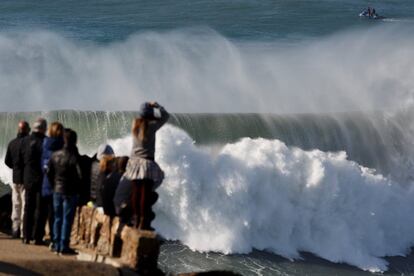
<box><xmin>5</xmin><ymin>133</ymin><xmax>28</xmax><ymax>184</ymax></box>
<box><xmin>47</xmin><ymin>146</ymin><xmax>82</xmax><ymax>196</ymax></box>
<box><xmin>22</xmin><ymin>132</ymin><xmax>45</xmax><ymax>189</ymax></box>
<box><xmin>97</xmin><ymin>171</ymin><xmax>121</xmax><ymax>217</ymax></box>
<box><xmin>77</xmin><ymin>154</ymin><xmax>93</xmax><ymax>206</ymax></box>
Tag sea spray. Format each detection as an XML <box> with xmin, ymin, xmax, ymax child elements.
<box><xmin>0</xmin><ymin>26</ymin><xmax>414</xmax><ymax>113</ymax></box>
<box><xmin>108</xmin><ymin>125</ymin><xmax>414</xmax><ymax>272</ymax></box>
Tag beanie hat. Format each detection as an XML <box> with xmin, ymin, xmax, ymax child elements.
<box><xmin>97</xmin><ymin>144</ymin><xmax>114</xmax><ymax>160</ymax></box>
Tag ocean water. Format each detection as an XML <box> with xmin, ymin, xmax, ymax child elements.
<box><xmin>1</xmin><ymin>0</ymin><xmax>413</xmax><ymax>42</ymax></box>
<box><xmin>1</xmin><ymin>1</ymin><xmax>414</xmax><ymax>275</ymax></box>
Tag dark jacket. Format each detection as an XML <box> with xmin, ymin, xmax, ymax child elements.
<box><xmin>77</xmin><ymin>154</ymin><xmax>93</xmax><ymax>206</ymax></box>
<box><xmin>5</xmin><ymin>133</ymin><xmax>28</xmax><ymax>184</ymax></box>
<box><xmin>113</xmin><ymin>176</ymin><xmax>132</xmax><ymax>215</ymax></box>
<box><xmin>97</xmin><ymin>171</ymin><xmax>121</xmax><ymax>217</ymax></box>
<box><xmin>41</xmin><ymin>137</ymin><xmax>64</xmax><ymax>197</ymax></box>
<box><xmin>47</xmin><ymin>146</ymin><xmax>82</xmax><ymax>196</ymax></box>
<box><xmin>22</xmin><ymin>132</ymin><xmax>45</xmax><ymax>190</ymax></box>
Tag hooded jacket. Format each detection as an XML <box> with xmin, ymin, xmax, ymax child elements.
<box><xmin>41</xmin><ymin>137</ymin><xmax>64</xmax><ymax>197</ymax></box>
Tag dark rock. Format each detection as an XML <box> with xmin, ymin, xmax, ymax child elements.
<box><xmin>121</xmin><ymin>228</ymin><xmax>160</xmax><ymax>273</ymax></box>
<box><xmin>110</xmin><ymin>217</ymin><xmax>123</xmax><ymax>257</ymax></box>
<box><xmin>76</xmin><ymin>206</ymin><xmax>94</xmax><ymax>245</ymax></box>
<box><xmin>96</xmin><ymin>213</ymin><xmax>111</xmax><ymax>255</ymax></box>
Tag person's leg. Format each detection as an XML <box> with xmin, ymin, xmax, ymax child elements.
<box><xmin>138</xmin><ymin>182</ymin><xmax>146</xmax><ymax>229</ymax></box>
<box><xmin>20</xmin><ymin>186</ymin><xmax>25</xmax><ymax>238</ymax></box>
<box><xmin>53</xmin><ymin>193</ymin><xmax>63</xmax><ymax>252</ymax></box>
<box><xmin>131</xmin><ymin>180</ymin><xmax>142</xmax><ymax>228</ymax></box>
<box><xmin>23</xmin><ymin>186</ymin><xmax>36</xmax><ymax>242</ymax></box>
<box><xmin>47</xmin><ymin>195</ymin><xmax>54</xmax><ymax>241</ymax></box>
<box><xmin>119</xmin><ymin>204</ymin><xmax>133</xmax><ymax>225</ymax></box>
<box><xmin>61</xmin><ymin>195</ymin><xmax>77</xmax><ymax>252</ymax></box>
<box><xmin>11</xmin><ymin>184</ymin><xmax>22</xmax><ymax>237</ymax></box>
<box><xmin>34</xmin><ymin>192</ymin><xmax>48</xmax><ymax>244</ymax></box>
<box><xmin>67</xmin><ymin>195</ymin><xmax>78</xmax><ymax>230</ymax></box>
<box><xmin>139</xmin><ymin>179</ymin><xmax>155</xmax><ymax>230</ymax></box>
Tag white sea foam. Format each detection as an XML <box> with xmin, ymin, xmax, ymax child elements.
<box><xmin>1</xmin><ymin>123</ymin><xmax>413</xmax><ymax>271</ymax></box>
<box><xmin>104</xmin><ymin>125</ymin><xmax>414</xmax><ymax>272</ymax></box>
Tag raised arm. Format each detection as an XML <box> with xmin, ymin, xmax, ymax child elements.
<box><xmin>151</xmin><ymin>102</ymin><xmax>169</xmax><ymax>130</ymax></box>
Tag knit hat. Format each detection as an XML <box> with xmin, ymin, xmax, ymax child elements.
<box><xmin>97</xmin><ymin>144</ymin><xmax>114</xmax><ymax>160</ymax></box>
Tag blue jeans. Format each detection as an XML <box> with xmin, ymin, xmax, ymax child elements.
<box><xmin>53</xmin><ymin>193</ymin><xmax>77</xmax><ymax>252</ymax></box>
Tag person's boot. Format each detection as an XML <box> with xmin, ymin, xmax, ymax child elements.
<box><xmin>12</xmin><ymin>229</ymin><xmax>20</xmax><ymax>239</ymax></box>
<box><xmin>22</xmin><ymin>238</ymin><xmax>30</xmax><ymax>244</ymax></box>
<box><xmin>60</xmin><ymin>248</ymin><xmax>78</xmax><ymax>255</ymax></box>
<box><xmin>139</xmin><ymin>210</ymin><xmax>155</xmax><ymax>231</ymax></box>
<box><xmin>34</xmin><ymin>239</ymin><xmax>47</xmax><ymax>246</ymax></box>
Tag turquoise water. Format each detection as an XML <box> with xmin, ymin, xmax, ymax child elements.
<box><xmin>0</xmin><ymin>0</ymin><xmax>413</xmax><ymax>42</ymax></box>
<box><xmin>0</xmin><ymin>1</ymin><xmax>413</xmax><ymax>113</ymax></box>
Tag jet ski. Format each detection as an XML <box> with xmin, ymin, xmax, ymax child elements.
<box><xmin>359</xmin><ymin>10</ymin><xmax>386</xmax><ymax>19</ymax></box>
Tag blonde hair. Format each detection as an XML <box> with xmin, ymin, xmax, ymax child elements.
<box><xmin>132</xmin><ymin>118</ymin><xmax>147</xmax><ymax>141</ymax></box>
<box><xmin>99</xmin><ymin>155</ymin><xmax>116</xmax><ymax>173</ymax></box>
<box><xmin>48</xmin><ymin>122</ymin><xmax>64</xmax><ymax>138</ymax></box>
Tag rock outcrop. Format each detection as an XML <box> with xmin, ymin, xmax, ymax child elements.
<box><xmin>71</xmin><ymin>206</ymin><xmax>162</xmax><ymax>275</ymax></box>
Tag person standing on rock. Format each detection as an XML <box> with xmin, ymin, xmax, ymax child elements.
<box><xmin>5</xmin><ymin>120</ymin><xmax>30</xmax><ymax>239</ymax></box>
<box><xmin>21</xmin><ymin>118</ymin><xmax>47</xmax><ymax>244</ymax></box>
<box><xmin>124</xmin><ymin>102</ymin><xmax>169</xmax><ymax>230</ymax></box>
<box><xmin>47</xmin><ymin>128</ymin><xmax>81</xmax><ymax>255</ymax></box>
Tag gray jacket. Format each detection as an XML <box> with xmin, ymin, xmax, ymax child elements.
<box><xmin>131</xmin><ymin>105</ymin><xmax>169</xmax><ymax>160</ymax></box>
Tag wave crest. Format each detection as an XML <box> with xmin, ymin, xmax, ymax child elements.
<box><xmin>109</xmin><ymin>125</ymin><xmax>414</xmax><ymax>272</ymax></box>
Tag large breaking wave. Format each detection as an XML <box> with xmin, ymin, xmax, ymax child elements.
<box><xmin>107</xmin><ymin>125</ymin><xmax>414</xmax><ymax>272</ymax></box>
<box><xmin>0</xmin><ymin>25</ymin><xmax>414</xmax><ymax>113</ymax></box>
<box><xmin>2</xmin><ymin>112</ymin><xmax>414</xmax><ymax>271</ymax></box>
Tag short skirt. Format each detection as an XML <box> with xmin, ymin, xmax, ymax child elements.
<box><xmin>124</xmin><ymin>157</ymin><xmax>164</xmax><ymax>189</ymax></box>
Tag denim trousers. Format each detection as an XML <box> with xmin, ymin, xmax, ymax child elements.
<box><xmin>53</xmin><ymin>192</ymin><xmax>77</xmax><ymax>252</ymax></box>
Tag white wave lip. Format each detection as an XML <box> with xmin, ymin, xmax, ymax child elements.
<box><xmin>119</xmin><ymin>125</ymin><xmax>414</xmax><ymax>273</ymax></box>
